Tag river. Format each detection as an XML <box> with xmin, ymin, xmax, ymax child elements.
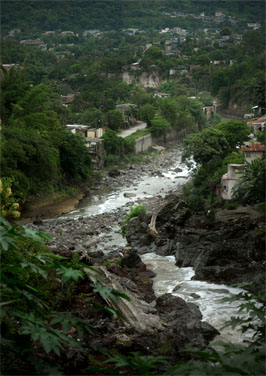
<box><xmin>60</xmin><ymin>145</ymin><xmax>254</xmax><ymax>346</ymax></box>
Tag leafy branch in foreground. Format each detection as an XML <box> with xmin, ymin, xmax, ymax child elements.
<box><xmin>0</xmin><ymin>217</ymin><xmax>129</xmax><ymax>375</ymax></box>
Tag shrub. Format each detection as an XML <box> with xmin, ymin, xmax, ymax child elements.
<box><xmin>0</xmin><ymin>217</ymin><xmax>130</xmax><ymax>375</ymax></box>
<box><xmin>121</xmin><ymin>205</ymin><xmax>146</xmax><ymax>236</ymax></box>
<box><xmin>232</xmin><ymin>158</ymin><xmax>266</xmax><ymax>204</ymax></box>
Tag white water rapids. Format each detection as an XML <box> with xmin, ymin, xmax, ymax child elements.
<box><xmin>63</xmin><ymin>147</ymin><xmax>254</xmax><ymax>345</ymax></box>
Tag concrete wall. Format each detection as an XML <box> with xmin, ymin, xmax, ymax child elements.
<box><xmin>135</xmin><ymin>134</ymin><xmax>152</xmax><ymax>154</ymax></box>
<box><xmin>153</xmin><ymin>128</ymin><xmax>186</xmax><ymax>146</ymax></box>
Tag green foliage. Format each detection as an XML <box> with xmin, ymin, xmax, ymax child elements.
<box><xmin>150</xmin><ymin>117</ymin><xmax>170</xmax><ymax>137</ymax></box>
<box><xmin>182</xmin><ymin>128</ymin><xmax>229</xmax><ymax>166</ymax></box>
<box><xmin>58</xmin><ymin>131</ymin><xmax>91</xmax><ymax>181</ymax></box>
<box><xmin>80</xmin><ymin>108</ymin><xmax>106</xmax><ymax>128</ymax></box>
<box><xmin>0</xmin><ymin>178</ymin><xmax>21</xmax><ymax>219</ymax></box>
<box><xmin>1</xmin><ymin>72</ymin><xmax>92</xmax><ymax>204</ymax></box>
<box><xmin>159</xmin><ymin>98</ymin><xmax>178</xmax><ymax>128</ymax></box>
<box><xmin>106</xmin><ymin>110</ymin><xmax>123</xmax><ymax>131</ymax></box>
<box><xmin>121</xmin><ymin>205</ymin><xmax>146</xmax><ymax>236</ymax></box>
<box><xmin>232</xmin><ymin>158</ymin><xmax>266</xmax><ymax>204</ymax></box>
<box><xmin>256</xmin><ymin>127</ymin><xmax>266</xmax><ymax>145</ymax></box>
<box><xmin>0</xmin><ymin>217</ymin><xmax>130</xmax><ymax>374</ymax></box>
<box><xmin>89</xmin><ymin>351</ymin><xmax>168</xmax><ymax>375</ymax></box>
<box><xmin>139</xmin><ymin>104</ymin><xmax>156</xmax><ymax>127</ymax></box>
<box><xmin>215</xmin><ymin>120</ymin><xmax>251</xmax><ymax>151</ymax></box>
<box><xmin>101</xmin><ymin>129</ymin><xmax>124</xmax><ymax>157</ymax></box>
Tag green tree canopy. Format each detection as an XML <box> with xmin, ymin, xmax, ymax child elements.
<box><xmin>139</xmin><ymin>103</ymin><xmax>156</xmax><ymax>127</ymax></box>
<box><xmin>182</xmin><ymin>127</ymin><xmax>229</xmax><ymax>166</ymax></box>
<box><xmin>150</xmin><ymin>117</ymin><xmax>170</xmax><ymax>137</ymax></box>
<box><xmin>101</xmin><ymin>129</ymin><xmax>124</xmax><ymax>156</ymax></box>
<box><xmin>106</xmin><ymin>110</ymin><xmax>123</xmax><ymax>131</ymax></box>
<box><xmin>80</xmin><ymin>108</ymin><xmax>106</xmax><ymax>128</ymax></box>
<box><xmin>215</xmin><ymin>120</ymin><xmax>251</xmax><ymax>151</ymax></box>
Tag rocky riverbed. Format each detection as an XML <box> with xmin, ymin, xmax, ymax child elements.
<box><xmin>26</xmin><ymin>144</ymin><xmax>265</xmax><ymax>372</ymax></box>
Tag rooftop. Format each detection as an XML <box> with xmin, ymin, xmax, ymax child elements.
<box><xmin>241</xmin><ymin>143</ymin><xmax>265</xmax><ymax>152</ymax></box>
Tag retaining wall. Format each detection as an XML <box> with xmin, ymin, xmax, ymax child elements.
<box><xmin>135</xmin><ymin>134</ymin><xmax>152</xmax><ymax>154</ymax></box>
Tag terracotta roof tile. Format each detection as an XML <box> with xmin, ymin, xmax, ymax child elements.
<box><xmin>241</xmin><ymin>143</ymin><xmax>265</xmax><ymax>152</ymax></box>
<box><xmin>247</xmin><ymin>116</ymin><xmax>266</xmax><ymax>124</ymax></box>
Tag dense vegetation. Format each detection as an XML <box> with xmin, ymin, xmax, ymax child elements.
<box><xmin>1</xmin><ymin>1</ymin><xmax>265</xmax><ymax>34</ymax></box>
<box><xmin>1</xmin><ymin>2</ymin><xmax>265</xmax><ymax>374</ymax></box>
<box><xmin>0</xmin><ymin>70</ymin><xmax>92</xmax><ymax>211</ymax></box>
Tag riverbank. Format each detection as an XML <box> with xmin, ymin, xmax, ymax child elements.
<box><xmin>25</xmin><ymin>141</ymin><xmax>265</xmax><ymax>373</ymax></box>
<box><xmin>19</xmin><ymin>143</ymin><xmax>183</xmax><ymax>223</ymax></box>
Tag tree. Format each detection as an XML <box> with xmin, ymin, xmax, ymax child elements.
<box><xmin>243</xmin><ymin>30</ymin><xmax>264</xmax><ymax>55</ymax></box>
<box><xmin>215</xmin><ymin>120</ymin><xmax>251</xmax><ymax>151</ymax></box>
<box><xmin>106</xmin><ymin>110</ymin><xmax>123</xmax><ymax>131</ymax></box>
<box><xmin>159</xmin><ymin>98</ymin><xmax>178</xmax><ymax>127</ymax></box>
<box><xmin>196</xmin><ymin>54</ymin><xmax>210</xmax><ymax>66</ymax></box>
<box><xmin>232</xmin><ymin>158</ymin><xmax>266</xmax><ymax>204</ymax></box>
<box><xmin>139</xmin><ymin>104</ymin><xmax>156</xmax><ymax>127</ymax></box>
<box><xmin>1</xmin><ymin>126</ymin><xmax>61</xmax><ymax>200</ymax></box>
<box><xmin>182</xmin><ymin>128</ymin><xmax>229</xmax><ymax>166</ymax></box>
<box><xmin>150</xmin><ymin>117</ymin><xmax>170</xmax><ymax>137</ymax></box>
<box><xmin>59</xmin><ymin>131</ymin><xmax>91</xmax><ymax>181</ymax></box>
<box><xmin>80</xmin><ymin>108</ymin><xmax>106</xmax><ymax>128</ymax></box>
<box><xmin>101</xmin><ymin>129</ymin><xmax>124</xmax><ymax>156</ymax></box>
<box><xmin>210</xmin><ymin>69</ymin><xmax>228</xmax><ymax>95</ymax></box>
<box><xmin>220</xmin><ymin>27</ymin><xmax>231</xmax><ymax>36</ymax></box>
<box><xmin>0</xmin><ymin>68</ymin><xmax>29</xmax><ymax>123</ymax></box>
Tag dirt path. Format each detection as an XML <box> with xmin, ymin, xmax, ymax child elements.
<box><xmin>118</xmin><ymin>121</ymin><xmax>147</xmax><ymax>138</ymax></box>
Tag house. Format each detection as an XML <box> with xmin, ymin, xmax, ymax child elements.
<box><xmin>247</xmin><ymin>23</ymin><xmax>261</xmax><ymax>30</ymax></box>
<box><xmin>1</xmin><ymin>64</ymin><xmax>23</xmax><ymax>72</ymax></box>
<box><xmin>66</xmin><ymin>124</ymin><xmax>105</xmax><ymax>168</ymax></box>
<box><xmin>221</xmin><ymin>142</ymin><xmax>265</xmax><ymax>200</ymax></box>
<box><xmin>153</xmin><ymin>92</ymin><xmax>170</xmax><ymax>99</ymax></box>
<box><xmin>203</xmin><ymin>104</ymin><xmax>217</xmax><ymax>120</ymax></box>
<box><xmin>66</xmin><ymin>124</ymin><xmax>104</xmax><ymax>139</ymax></box>
<box><xmin>83</xmin><ymin>29</ymin><xmax>102</xmax><ymax>37</ymax></box>
<box><xmin>20</xmin><ymin>39</ymin><xmax>47</xmax><ymax>50</ymax></box>
<box><xmin>221</xmin><ymin>164</ymin><xmax>246</xmax><ymax>200</ymax></box>
<box><xmin>247</xmin><ymin>116</ymin><xmax>266</xmax><ymax>134</ymax></box>
<box><xmin>116</xmin><ymin>103</ymin><xmax>137</xmax><ymax>126</ymax></box>
<box><xmin>85</xmin><ymin>138</ymin><xmax>105</xmax><ymax>169</ymax></box>
<box><xmin>241</xmin><ymin>143</ymin><xmax>265</xmax><ymax>163</ymax></box>
<box><xmin>61</xmin><ymin>92</ymin><xmax>80</xmax><ymax>106</ymax></box>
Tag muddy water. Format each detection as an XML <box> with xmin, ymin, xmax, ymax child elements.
<box><xmin>141</xmin><ymin>253</ymin><xmax>254</xmax><ymax>345</ymax></box>
<box><xmin>61</xmin><ymin>147</ymin><xmax>253</xmax><ymax>345</ymax></box>
<box><xmin>66</xmin><ymin>157</ymin><xmax>190</xmax><ymax>217</ymax></box>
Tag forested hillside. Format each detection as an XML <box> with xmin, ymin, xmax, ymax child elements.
<box><xmin>2</xmin><ymin>0</ymin><xmax>265</xmax><ymax>33</ymax></box>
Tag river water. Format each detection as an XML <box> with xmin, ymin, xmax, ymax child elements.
<box><xmin>62</xmin><ymin>147</ymin><xmax>254</xmax><ymax>345</ymax></box>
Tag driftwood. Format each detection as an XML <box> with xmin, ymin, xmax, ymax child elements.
<box><xmin>85</xmin><ymin>266</ymin><xmax>163</xmax><ymax>332</ymax></box>
<box><xmin>148</xmin><ymin>200</ymin><xmax>185</xmax><ymax>238</ymax></box>
<box><xmin>148</xmin><ymin>207</ymin><xmax>160</xmax><ymax>238</ymax></box>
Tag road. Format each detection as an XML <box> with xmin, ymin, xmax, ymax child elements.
<box><xmin>118</xmin><ymin>121</ymin><xmax>147</xmax><ymax>138</ymax></box>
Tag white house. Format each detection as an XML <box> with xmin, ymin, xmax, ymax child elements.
<box><xmin>241</xmin><ymin>142</ymin><xmax>265</xmax><ymax>163</ymax></box>
<box><xmin>221</xmin><ymin>142</ymin><xmax>265</xmax><ymax>200</ymax></box>
<box><xmin>221</xmin><ymin>164</ymin><xmax>246</xmax><ymax>200</ymax></box>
